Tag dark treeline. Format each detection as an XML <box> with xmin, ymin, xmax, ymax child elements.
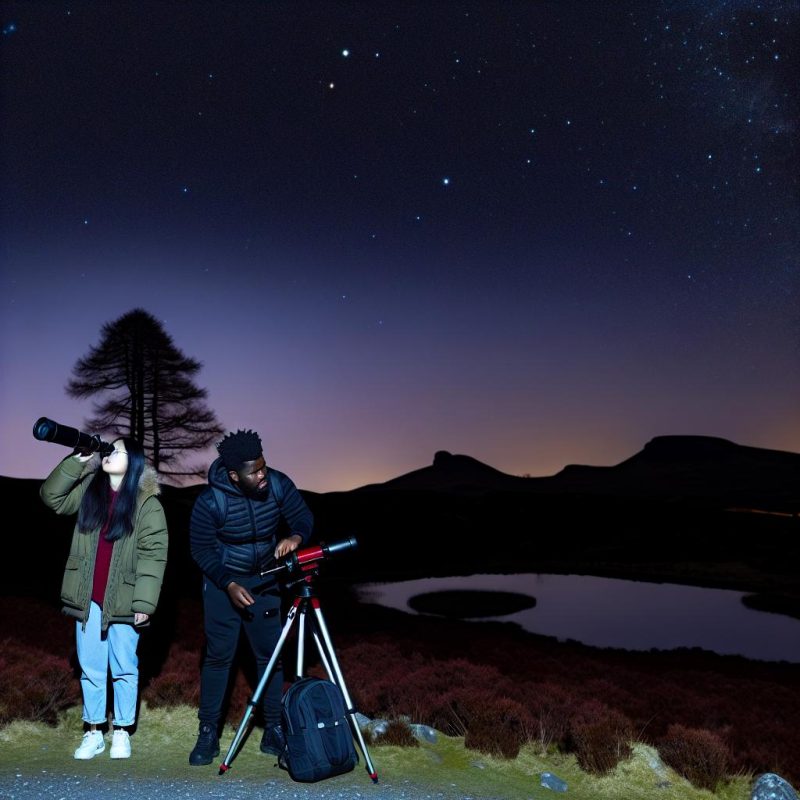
<box><xmin>11</xmin><ymin>473</ymin><xmax>799</xmax><ymax>599</ymax></box>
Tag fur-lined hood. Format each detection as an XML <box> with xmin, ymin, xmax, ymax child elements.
<box><xmin>78</xmin><ymin>453</ymin><xmax>161</xmax><ymax>501</ymax></box>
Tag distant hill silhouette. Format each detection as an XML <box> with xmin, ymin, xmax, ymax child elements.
<box><xmin>355</xmin><ymin>436</ymin><xmax>799</xmax><ymax>511</ymax></box>
<box><xmin>355</xmin><ymin>450</ymin><xmax>530</xmax><ymax>493</ymax></box>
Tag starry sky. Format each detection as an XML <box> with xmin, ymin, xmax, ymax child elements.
<box><xmin>1</xmin><ymin>1</ymin><xmax>797</xmax><ymax>492</ymax></box>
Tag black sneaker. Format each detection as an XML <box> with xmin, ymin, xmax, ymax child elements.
<box><xmin>189</xmin><ymin>722</ymin><xmax>220</xmax><ymax>766</ymax></box>
<box><xmin>260</xmin><ymin>724</ymin><xmax>286</xmax><ymax>756</ymax></box>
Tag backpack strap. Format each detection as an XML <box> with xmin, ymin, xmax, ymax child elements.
<box><xmin>210</xmin><ymin>486</ymin><xmax>228</xmax><ymax>528</ymax></box>
<box><xmin>269</xmin><ymin>469</ymin><xmax>284</xmax><ymax>507</ymax></box>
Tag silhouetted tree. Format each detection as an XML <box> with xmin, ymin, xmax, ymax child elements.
<box><xmin>67</xmin><ymin>309</ymin><xmax>223</xmax><ymax>478</ymax></box>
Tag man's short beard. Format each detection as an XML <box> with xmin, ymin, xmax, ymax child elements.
<box><xmin>243</xmin><ymin>483</ymin><xmax>269</xmax><ymax>499</ymax></box>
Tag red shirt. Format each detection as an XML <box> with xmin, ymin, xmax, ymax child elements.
<box><xmin>91</xmin><ymin>488</ymin><xmax>119</xmax><ymax>607</ymax></box>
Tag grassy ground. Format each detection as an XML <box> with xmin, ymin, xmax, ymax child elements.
<box><xmin>0</xmin><ymin>704</ymin><xmax>754</xmax><ymax>800</ymax></box>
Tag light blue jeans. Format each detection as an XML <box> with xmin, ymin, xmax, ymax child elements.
<box><xmin>75</xmin><ymin>601</ymin><xmax>140</xmax><ymax>726</ymax></box>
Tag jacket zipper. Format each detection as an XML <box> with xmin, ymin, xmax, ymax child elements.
<box><xmin>81</xmin><ymin>528</ymin><xmax>100</xmax><ymax>631</ymax></box>
<box><xmin>247</xmin><ymin>498</ymin><xmax>258</xmax><ymax>573</ymax></box>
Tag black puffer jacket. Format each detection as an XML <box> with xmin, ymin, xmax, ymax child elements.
<box><xmin>189</xmin><ymin>457</ymin><xmax>313</xmax><ymax>589</ymax></box>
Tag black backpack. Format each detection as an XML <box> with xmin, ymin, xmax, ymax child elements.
<box><xmin>278</xmin><ymin>677</ymin><xmax>358</xmax><ymax>782</ymax></box>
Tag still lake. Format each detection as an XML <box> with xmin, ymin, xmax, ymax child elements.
<box><xmin>356</xmin><ymin>573</ymin><xmax>800</xmax><ymax>663</ymax></box>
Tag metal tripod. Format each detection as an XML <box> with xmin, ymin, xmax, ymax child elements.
<box><xmin>218</xmin><ymin>569</ymin><xmax>378</xmax><ymax>782</ymax></box>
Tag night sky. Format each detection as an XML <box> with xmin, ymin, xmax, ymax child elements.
<box><xmin>1</xmin><ymin>1</ymin><xmax>797</xmax><ymax>492</ymax></box>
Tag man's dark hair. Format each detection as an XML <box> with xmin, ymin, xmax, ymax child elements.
<box><xmin>217</xmin><ymin>429</ymin><xmax>263</xmax><ymax>470</ymax></box>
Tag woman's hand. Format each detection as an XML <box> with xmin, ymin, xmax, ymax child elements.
<box><xmin>134</xmin><ymin>612</ymin><xmax>149</xmax><ymax>626</ymax></box>
<box><xmin>71</xmin><ymin>448</ymin><xmax>94</xmax><ymax>463</ymax></box>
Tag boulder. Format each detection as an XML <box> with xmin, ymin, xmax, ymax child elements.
<box><xmin>751</xmin><ymin>773</ymin><xmax>799</xmax><ymax>800</ymax></box>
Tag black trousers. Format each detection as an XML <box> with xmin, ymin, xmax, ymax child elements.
<box><xmin>198</xmin><ymin>574</ymin><xmax>283</xmax><ymax>727</ymax></box>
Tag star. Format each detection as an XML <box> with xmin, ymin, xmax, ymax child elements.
<box><xmin>442</xmin><ymin>177</ymin><xmax>450</xmax><ymax>185</ymax></box>
<box><xmin>342</xmin><ymin>49</ymin><xmax>350</xmax><ymax>57</ymax></box>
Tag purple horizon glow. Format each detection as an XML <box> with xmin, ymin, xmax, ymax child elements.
<box><xmin>3</xmin><ymin>244</ymin><xmax>795</xmax><ymax>492</ymax></box>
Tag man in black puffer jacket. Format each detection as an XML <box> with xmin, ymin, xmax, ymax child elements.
<box><xmin>188</xmin><ymin>429</ymin><xmax>313</xmax><ymax>766</ymax></box>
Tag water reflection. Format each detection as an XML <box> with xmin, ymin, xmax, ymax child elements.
<box><xmin>356</xmin><ymin>573</ymin><xmax>800</xmax><ymax>663</ymax></box>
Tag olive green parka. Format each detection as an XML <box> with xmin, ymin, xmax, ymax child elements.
<box><xmin>40</xmin><ymin>455</ymin><xmax>168</xmax><ymax>631</ymax></box>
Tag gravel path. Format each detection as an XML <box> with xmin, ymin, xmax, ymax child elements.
<box><xmin>0</xmin><ymin>770</ymin><xmax>487</xmax><ymax>800</ymax></box>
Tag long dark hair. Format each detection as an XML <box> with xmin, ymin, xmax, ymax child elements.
<box><xmin>77</xmin><ymin>438</ymin><xmax>147</xmax><ymax>541</ymax></box>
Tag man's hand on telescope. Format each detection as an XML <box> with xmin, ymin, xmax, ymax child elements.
<box><xmin>226</xmin><ymin>582</ymin><xmax>255</xmax><ymax>609</ymax></box>
<box><xmin>274</xmin><ymin>534</ymin><xmax>302</xmax><ymax>559</ymax></box>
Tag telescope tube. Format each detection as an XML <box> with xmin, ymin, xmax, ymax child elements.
<box><xmin>32</xmin><ymin>417</ymin><xmax>113</xmax><ymax>456</ymax></box>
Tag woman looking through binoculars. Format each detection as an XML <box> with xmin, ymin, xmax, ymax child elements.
<box><xmin>40</xmin><ymin>438</ymin><xmax>168</xmax><ymax>760</ymax></box>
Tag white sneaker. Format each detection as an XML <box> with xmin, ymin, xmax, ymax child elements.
<box><xmin>74</xmin><ymin>730</ymin><xmax>105</xmax><ymax>760</ymax></box>
<box><xmin>110</xmin><ymin>729</ymin><xmax>131</xmax><ymax>759</ymax></box>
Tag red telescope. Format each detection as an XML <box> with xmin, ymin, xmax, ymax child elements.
<box><xmin>261</xmin><ymin>536</ymin><xmax>358</xmax><ymax>577</ymax></box>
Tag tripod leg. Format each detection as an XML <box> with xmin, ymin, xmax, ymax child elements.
<box><xmin>310</xmin><ymin>599</ymin><xmax>379</xmax><ymax>783</ymax></box>
<box><xmin>219</xmin><ymin>600</ymin><xmax>299</xmax><ymax>774</ymax></box>
<box><xmin>311</xmin><ymin>628</ymin><xmax>334</xmax><ymax>680</ymax></box>
<box><xmin>296</xmin><ymin>604</ymin><xmax>306</xmax><ymax>677</ymax></box>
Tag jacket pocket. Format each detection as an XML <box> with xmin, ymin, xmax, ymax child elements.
<box><xmin>60</xmin><ymin>555</ymin><xmax>83</xmax><ymax>606</ymax></box>
<box><xmin>255</xmin><ymin>586</ymin><xmax>283</xmax><ymax>623</ymax></box>
<box><xmin>113</xmin><ymin>571</ymin><xmax>137</xmax><ymax>616</ymax></box>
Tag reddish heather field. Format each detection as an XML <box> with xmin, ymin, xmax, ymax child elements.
<box><xmin>1</xmin><ymin>594</ymin><xmax>797</xmax><ymax>791</ymax></box>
